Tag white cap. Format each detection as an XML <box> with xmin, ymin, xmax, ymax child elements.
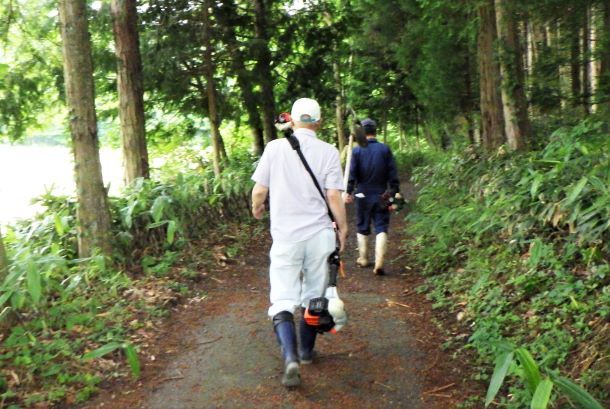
<box><xmin>291</xmin><ymin>98</ymin><xmax>321</xmax><ymax>123</ymax></box>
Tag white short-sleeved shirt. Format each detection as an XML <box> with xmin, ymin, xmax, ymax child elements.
<box><xmin>252</xmin><ymin>128</ymin><xmax>344</xmax><ymax>243</ymax></box>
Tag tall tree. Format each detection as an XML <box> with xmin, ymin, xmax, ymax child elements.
<box><xmin>570</xmin><ymin>11</ymin><xmax>582</xmax><ymax>107</ymax></box>
<box><xmin>478</xmin><ymin>0</ymin><xmax>505</xmax><ymax>151</ymax></box>
<box><xmin>202</xmin><ymin>0</ymin><xmax>225</xmax><ymax>176</ymax></box>
<box><xmin>583</xmin><ymin>6</ymin><xmax>592</xmax><ymax>114</ymax></box>
<box><xmin>253</xmin><ymin>0</ymin><xmax>277</xmax><ymax>143</ymax></box>
<box><xmin>0</xmin><ymin>226</ymin><xmax>8</xmax><ymax>280</ymax></box>
<box><xmin>111</xmin><ymin>0</ymin><xmax>150</xmax><ymax>185</ymax></box>
<box><xmin>495</xmin><ymin>0</ymin><xmax>529</xmax><ymax>151</ymax></box>
<box><xmin>334</xmin><ymin>56</ymin><xmax>346</xmax><ymax>153</ymax></box>
<box><xmin>58</xmin><ymin>0</ymin><xmax>112</xmax><ymax>257</ymax></box>
<box><xmin>215</xmin><ymin>0</ymin><xmax>265</xmax><ymax>156</ymax></box>
<box><xmin>597</xmin><ymin>0</ymin><xmax>610</xmax><ymax>113</ymax></box>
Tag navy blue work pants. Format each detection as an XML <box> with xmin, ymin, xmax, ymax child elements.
<box><xmin>356</xmin><ymin>196</ymin><xmax>390</xmax><ymax>235</ymax></box>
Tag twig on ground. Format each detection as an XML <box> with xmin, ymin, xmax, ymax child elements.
<box><xmin>159</xmin><ymin>375</ymin><xmax>185</xmax><ymax>382</ymax></box>
<box><xmin>386</xmin><ymin>299</ymin><xmax>411</xmax><ymax>309</ymax></box>
<box><xmin>390</xmin><ymin>253</ymin><xmax>408</xmax><ymax>263</ymax></box>
<box><xmin>387</xmin><ymin>299</ymin><xmax>423</xmax><ymax>316</ymax></box>
<box><xmin>198</xmin><ymin>336</ymin><xmax>223</xmax><ymax>345</ymax></box>
<box><xmin>209</xmin><ymin>276</ymin><xmax>224</xmax><ymax>283</ymax></box>
<box><xmin>374</xmin><ymin>381</ymin><xmax>395</xmax><ymax>391</ymax></box>
<box><xmin>159</xmin><ymin>370</ymin><xmax>184</xmax><ymax>383</ymax></box>
<box><xmin>423</xmin><ymin>383</ymin><xmax>455</xmax><ymax>395</ymax></box>
<box><xmin>424</xmin><ymin>393</ymin><xmax>452</xmax><ymax>398</ymax></box>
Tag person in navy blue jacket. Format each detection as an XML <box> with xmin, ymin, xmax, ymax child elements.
<box><xmin>343</xmin><ymin>118</ymin><xmax>400</xmax><ymax>275</ymax></box>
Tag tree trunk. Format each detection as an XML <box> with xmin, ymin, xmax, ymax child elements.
<box><xmin>111</xmin><ymin>0</ymin><xmax>150</xmax><ymax>185</ymax></box>
<box><xmin>531</xmin><ymin>21</ymin><xmax>547</xmax><ymax>62</ymax></box>
<box><xmin>583</xmin><ymin>7</ymin><xmax>592</xmax><ymax>114</ymax></box>
<box><xmin>59</xmin><ymin>0</ymin><xmax>112</xmax><ymax>258</ymax></box>
<box><xmin>0</xmin><ymin>226</ymin><xmax>8</xmax><ymax>280</ymax></box>
<box><xmin>414</xmin><ymin>107</ymin><xmax>421</xmax><ymax>148</ymax></box>
<box><xmin>478</xmin><ymin>0</ymin><xmax>505</xmax><ymax>151</ymax></box>
<box><xmin>423</xmin><ymin>125</ymin><xmax>437</xmax><ymax>149</ymax></box>
<box><xmin>334</xmin><ymin>60</ymin><xmax>346</xmax><ymax>152</ymax></box>
<box><xmin>253</xmin><ymin>0</ymin><xmax>276</xmax><ymax>143</ymax></box>
<box><xmin>398</xmin><ymin>116</ymin><xmax>404</xmax><ymax>150</ymax></box>
<box><xmin>523</xmin><ymin>17</ymin><xmax>532</xmax><ymax>86</ymax></box>
<box><xmin>463</xmin><ymin>52</ymin><xmax>476</xmax><ymax>145</ymax></box>
<box><xmin>202</xmin><ymin>0</ymin><xmax>224</xmax><ymax>177</ymax></box>
<box><xmin>382</xmin><ymin>107</ymin><xmax>388</xmax><ymax>144</ymax></box>
<box><xmin>215</xmin><ymin>0</ymin><xmax>264</xmax><ymax>156</ymax></box>
<box><xmin>590</xmin><ymin>5</ymin><xmax>601</xmax><ymax>112</ymax></box>
<box><xmin>597</xmin><ymin>1</ymin><xmax>610</xmax><ymax>112</ymax></box>
<box><xmin>571</xmin><ymin>14</ymin><xmax>582</xmax><ymax>107</ymax></box>
<box><xmin>495</xmin><ymin>0</ymin><xmax>529</xmax><ymax>151</ymax></box>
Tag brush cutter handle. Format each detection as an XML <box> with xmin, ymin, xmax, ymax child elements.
<box><xmin>328</xmin><ymin>249</ymin><xmax>340</xmax><ymax>287</ymax></box>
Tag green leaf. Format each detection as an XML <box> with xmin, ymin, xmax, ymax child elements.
<box><xmin>151</xmin><ymin>196</ymin><xmax>167</xmax><ymax>223</ymax></box>
<box><xmin>531</xmin><ymin>174</ymin><xmax>543</xmax><ymax>198</ymax></box>
<box><xmin>0</xmin><ymin>290</ymin><xmax>13</xmax><ymax>308</ymax></box>
<box><xmin>53</xmin><ymin>214</ymin><xmax>64</xmax><ymax>236</ymax></box>
<box><xmin>166</xmin><ymin>220</ymin><xmax>176</xmax><ymax>244</ymax></box>
<box><xmin>529</xmin><ymin>239</ymin><xmax>543</xmax><ymax>268</ymax></box>
<box><xmin>122</xmin><ymin>200</ymin><xmax>137</xmax><ymax>229</ymax></box>
<box><xmin>485</xmin><ymin>351</ymin><xmax>514</xmax><ymax>407</ymax></box>
<box><xmin>553</xmin><ymin>376</ymin><xmax>604</xmax><ymax>409</ymax></box>
<box><xmin>147</xmin><ymin>221</ymin><xmax>168</xmax><ymax>229</ymax></box>
<box><xmin>565</xmin><ymin>177</ymin><xmax>588</xmax><ymax>206</ymax></box>
<box><xmin>26</xmin><ymin>261</ymin><xmax>42</xmax><ymax>305</ymax></box>
<box><xmin>82</xmin><ymin>342</ymin><xmax>122</xmax><ymax>360</ymax></box>
<box><xmin>515</xmin><ymin>348</ymin><xmax>541</xmax><ymax>395</ymax></box>
<box><xmin>123</xmin><ymin>344</ymin><xmax>141</xmax><ymax>378</ymax></box>
<box><xmin>530</xmin><ymin>379</ymin><xmax>553</xmax><ymax>409</ymax></box>
<box><xmin>0</xmin><ymin>307</ymin><xmax>13</xmax><ymax>327</ymax></box>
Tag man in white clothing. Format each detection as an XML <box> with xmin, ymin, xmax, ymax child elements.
<box><xmin>251</xmin><ymin>97</ymin><xmax>348</xmax><ymax>387</ymax></box>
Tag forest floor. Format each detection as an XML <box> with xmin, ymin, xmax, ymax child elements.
<box><xmin>81</xmin><ymin>182</ymin><xmax>484</xmax><ymax>409</ymax></box>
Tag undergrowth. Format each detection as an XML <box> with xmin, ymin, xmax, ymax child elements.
<box><xmin>0</xmin><ymin>157</ymin><xmax>255</xmax><ymax>407</ymax></box>
<box><xmin>404</xmin><ymin>119</ymin><xmax>609</xmax><ymax>408</ymax></box>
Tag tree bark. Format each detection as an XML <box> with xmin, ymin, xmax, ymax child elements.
<box><xmin>382</xmin><ymin>108</ymin><xmax>388</xmax><ymax>144</ymax></box>
<box><xmin>589</xmin><ymin>5</ymin><xmax>601</xmax><ymax>112</ymax></box>
<box><xmin>253</xmin><ymin>0</ymin><xmax>277</xmax><ymax>144</ymax></box>
<box><xmin>202</xmin><ymin>0</ymin><xmax>224</xmax><ymax>177</ymax></box>
<box><xmin>597</xmin><ymin>1</ymin><xmax>610</xmax><ymax>112</ymax></box>
<box><xmin>477</xmin><ymin>0</ymin><xmax>505</xmax><ymax>151</ymax></box>
<box><xmin>0</xmin><ymin>226</ymin><xmax>8</xmax><ymax>280</ymax></box>
<box><xmin>111</xmin><ymin>0</ymin><xmax>150</xmax><ymax>185</ymax></box>
<box><xmin>215</xmin><ymin>0</ymin><xmax>264</xmax><ymax>156</ymax></box>
<box><xmin>59</xmin><ymin>0</ymin><xmax>112</xmax><ymax>258</ymax></box>
<box><xmin>495</xmin><ymin>0</ymin><xmax>529</xmax><ymax>151</ymax></box>
<box><xmin>334</xmin><ymin>59</ymin><xmax>346</xmax><ymax>152</ymax></box>
<box><xmin>571</xmin><ymin>14</ymin><xmax>582</xmax><ymax>106</ymax></box>
<box><xmin>523</xmin><ymin>16</ymin><xmax>532</xmax><ymax>86</ymax></box>
<box><xmin>463</xmin><ymin>52</ymin><xmax>476</xmax><ymax>145</ymax></box>
<box><xmin>582</xmin><ymin>7</ymin><xmax>592</xmax><ymax>114</ymax></box>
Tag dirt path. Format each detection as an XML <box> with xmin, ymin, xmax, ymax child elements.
<box><xmin>83</xmin><ymin>184</ymin><xmax>479</xmax><ymax>409</ymax></box>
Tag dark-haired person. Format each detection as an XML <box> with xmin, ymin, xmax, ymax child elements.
<box><xmin>344</xmin><ymin>118</ymin><xmax>399</xmax><ymax>276</ymax></box>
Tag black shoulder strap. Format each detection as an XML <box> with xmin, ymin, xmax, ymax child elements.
<box><xmin>286</xmin><ymin>134</ymin><xmax>335</xmax><ymax>224</ymax></box>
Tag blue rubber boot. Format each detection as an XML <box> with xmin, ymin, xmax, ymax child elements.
<box><xmin>273</xmin><ymin>311</ymin><xmax>300</xmax><ymax>387</ymax></box>
<box><xmin>299</xmin><ymin>308</ymin><xmax>317</xmax><ymax>364</ymax></box>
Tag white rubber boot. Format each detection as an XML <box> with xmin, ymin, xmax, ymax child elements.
<box><xmin>356</xmin><ymin>233</ymin><xmax>369</xmax><ymax>267</ymax></box>
<box><xmin>374</xmin><ymin>232</ymin><xmax>388</xmax><ymax>275</ymax></box>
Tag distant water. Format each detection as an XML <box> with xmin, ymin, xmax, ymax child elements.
<box><xmin>0</xmin><ymin>144</ymin><xmax>123</xmax><ymax>226</ymax></box>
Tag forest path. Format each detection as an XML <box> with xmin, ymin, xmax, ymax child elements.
<box><xmin>83</xmin><ymin>182</ymin><xmax>476</xmax><ymax>409</ymax></box>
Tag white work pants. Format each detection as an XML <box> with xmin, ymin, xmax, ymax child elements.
<box><xmin>268</xmin><ymin>228</ymin><xmax>336</xmax><ymax>317</ymax></box>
